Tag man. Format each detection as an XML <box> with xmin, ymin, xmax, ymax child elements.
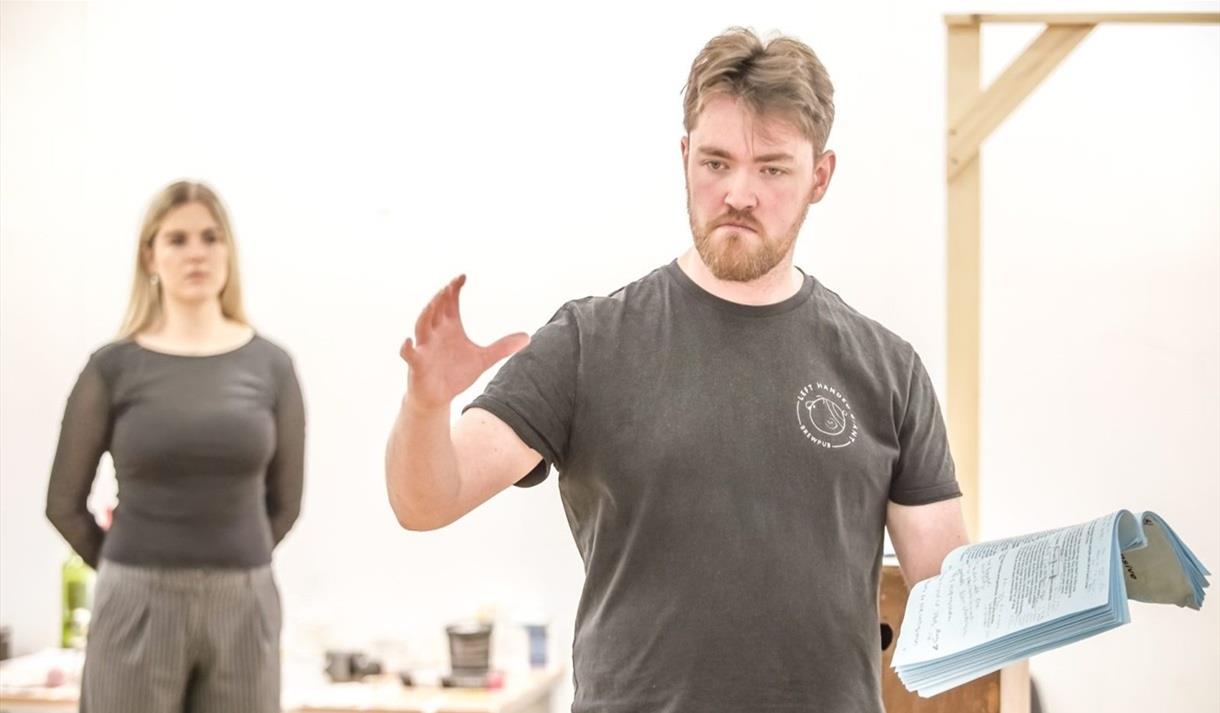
<box><xmin>386</xmin><ymin>27</ymin><xmax>968</xmax><ymax>713</ymax></box>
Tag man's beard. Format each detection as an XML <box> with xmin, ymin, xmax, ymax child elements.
<box><xmin>687</xmin><ymin>193</ymin><xmax>809</xmax><ymax>283</ymax></box>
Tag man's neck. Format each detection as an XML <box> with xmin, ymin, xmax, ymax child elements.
<box><xmin>676</xmin><ymin>248</ymin><xmax>804</xmax><ymax>306</ymax></box>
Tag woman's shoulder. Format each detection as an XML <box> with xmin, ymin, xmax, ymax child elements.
<box><xmin>64</xmin><ymin>339</ymin><xmax>138</xmax><ymax>389</ymax></box>
<box><xmin>86</xmin><ymin>338</ymin><xmax>140</xmax><ymax>367</ymax></box>
<box><xmin>245</xmin><ymin>332</ymin><xmax>297</xmax><ymax>370</ymax></box>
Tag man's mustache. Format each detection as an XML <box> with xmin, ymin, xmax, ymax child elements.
<box><xmin>710</xmin><ymin>210</ymin><xmax>763</xmax><ymax>233</ymax></box>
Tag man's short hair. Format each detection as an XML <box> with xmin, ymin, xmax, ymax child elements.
<box><xmin>683</xmin><ymin>27</ymin><xmax>835</xmax><ymax>154</ymax></box>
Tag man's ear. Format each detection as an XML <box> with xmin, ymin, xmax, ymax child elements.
<box><xmin>809</xmin><ymin>149</ymin><xmax>837</xmax><ymax>205</ymax></box>
<box><xmin>680</xmin><ymin>135</ymin><xmax>689</xmax><ymax>168</ymax></box>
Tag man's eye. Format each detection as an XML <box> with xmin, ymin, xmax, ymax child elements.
<box><xmin>764</xmin><ymin>167</ymin><xmax>787</xmax><ymax>176</ymax></box>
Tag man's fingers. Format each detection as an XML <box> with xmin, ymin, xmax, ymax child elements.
<box><xmin>483</xmin><ymin>332</ymin><xmax>531</xmax><ymax>367</ymax></box>
<box><xmin>417</xmin><ymin>283</ymin><xmax>449</xmax><ymax>342</ymax></box>
<box><xmin>429</xmin><ymin>284</ymin><xmax>449</xmax><ymax>331</ymax></box>
<box><xmin>414</xmin><ymin>299</ymin><xmax>435</xmax><ymax>345</ymax></box>
<box><xmin>399</xmin><ymin>337</ymin><xmax>417</xmax><ymax>364</ymax></box>
<box><xmin>443</xmin><ymin>274</ymin><xmax>465</xmax><ymax>321</ymax></box>
<box><xmin>408</xmin><ymin>274</ymin><xmax>477</xmax><ymax>357</ymax></box>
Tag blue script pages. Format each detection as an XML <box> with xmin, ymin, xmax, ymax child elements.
<box><xmin>891</xmin><ymin>510</ymin><xmax>1210</xmax><ymax>697</ymax></box>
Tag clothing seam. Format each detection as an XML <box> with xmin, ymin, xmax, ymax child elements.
<box><xmin>664</xmin><ymin>260</ymin><xmax>816</xmax><ymax>319</ymax></box>
<box><xmin>890</xmin><ymin>487</ymin><xmax>963</xmax><ymax>507</ymax></box>
<box><xmin>891</xmin><ymin>480</ymin><xmax>961</xmax><ymax>496</ymax></box>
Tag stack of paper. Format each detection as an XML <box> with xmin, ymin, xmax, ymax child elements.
<box><xmin>891</xmin><ymin>510</ymin><xmax>1210</xmax><ymax>697</ymax></box>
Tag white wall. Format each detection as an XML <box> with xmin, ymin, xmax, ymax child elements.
<box><xmin>1</xmin><ymin>2</ymin><xmax>1216</xmax><ymax>712</ymax></box>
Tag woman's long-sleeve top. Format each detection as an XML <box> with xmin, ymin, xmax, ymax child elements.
<box><xmin>45</xmin><ymin>335</ymin><xmax>305</xmax><ymax>569</ymax></box>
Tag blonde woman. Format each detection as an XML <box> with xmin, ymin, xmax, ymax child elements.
<box><xmin>45</xmin><ymin>181</ymin><xmax>304</xmax><ymax>713</ymax></box>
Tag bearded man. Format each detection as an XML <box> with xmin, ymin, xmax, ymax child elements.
<box><xmin>386</xmin><ymin>27</ymin><xmax>968</xmax><ymax>713</ymax></box>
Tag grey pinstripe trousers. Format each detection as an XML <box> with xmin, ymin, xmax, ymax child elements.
<box><xmin>80</xmin><ymin>560</ymin><xmax>281</xmax><ymax>713</ymax></box>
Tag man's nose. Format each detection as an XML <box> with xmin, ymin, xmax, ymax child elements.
<box><xmin>724</xmin><ymin>170</ymin><xmax>758</xmax><ymax>212</ymax></box>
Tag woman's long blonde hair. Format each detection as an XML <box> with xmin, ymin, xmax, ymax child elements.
<box><xmin>118</xmin><ymin>181</ymin><xmax>248</xmax><ymax>339</ymax></box>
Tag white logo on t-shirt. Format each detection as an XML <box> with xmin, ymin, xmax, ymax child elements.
<box><xmin>796</xmin><ymin>382</ymin><xmax>858</xmax><ymax>448</ymax></box>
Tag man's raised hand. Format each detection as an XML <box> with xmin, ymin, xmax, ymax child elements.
<box><xmin>399</xmin><ymin>275</ymin><xmax>530</xmax><ymax>410</ymax></box>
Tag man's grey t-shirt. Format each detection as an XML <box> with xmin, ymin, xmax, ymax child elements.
<box><xmin>467</xmin><ymin>262</ymin><xmax>960</xmax><ymax>713</ymax></box>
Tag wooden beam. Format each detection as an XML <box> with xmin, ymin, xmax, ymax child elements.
<box><xmin>946</xmin><ymin>13</ymin><xmax>1220</xmax><ymax>26</ymax></box>
<box><xmin>1000</xmin><ymin>659</ymin><xmax>1031</xmax><ymax>713</ymax></box>
<box><xmin>948</xmin><ymin>24</ymin><xmax>1093</xmax><ymax>181</ymax></box>
<box><xmin>946</xmin><ymin>22</ymin><xmax>981</xmax><ymax>541</ymax></box>
<box><xmin>943</xmin><ymin>3</ymin><xmax>1217</xmax><ymax>591</ymax></box>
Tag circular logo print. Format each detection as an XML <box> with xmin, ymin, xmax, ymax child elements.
<box><xmin>796</xmin><ymin>382</ymin><xmax>858</xmax><ymax>448</ymax></box>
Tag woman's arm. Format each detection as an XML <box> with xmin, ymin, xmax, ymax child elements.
<box><xmin>266</xmin><ymin>356</ymin><xmax>305</xmax><ymax>545</ymax></box>
<box><xmin>46</xmin><ymin>356</ymin><xmax>109</xmax><ymax>567</ymax></box>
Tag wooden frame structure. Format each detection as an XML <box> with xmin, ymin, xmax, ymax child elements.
<box><xmin>944</xmin><ymin>12</ymin><xmax>1220</xmax><ymax>540</ymax></box>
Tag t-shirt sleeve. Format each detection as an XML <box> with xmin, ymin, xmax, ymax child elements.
<box><xmin>46</xmin><ymin>352</ymin><xmax>110</xmax><ymax>568</ymax></box>
<box><xmin>888</xmin><ymin>351</ymin><xmax>962</xmax><ymax>505</ymax></box>
<box><xmin>463</xmin><ymin>304</ymin><xmax>580</xmax><ymax>488</ymax></box>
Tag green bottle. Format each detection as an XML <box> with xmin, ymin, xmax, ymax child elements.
<box><xmin>60</xmin><ymin>554</ymin><xmax>94</xmax><ymax>650</ymax></box>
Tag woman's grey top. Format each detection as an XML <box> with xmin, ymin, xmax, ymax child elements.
<box><xmin>46</xmin><ymin>335</ymin><xmax>305</xmax><ymax>569</ymax></box>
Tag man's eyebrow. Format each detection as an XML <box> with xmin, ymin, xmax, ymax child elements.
<box><xmin>697</xmin><ymin>146</ymin><xmax>734</xmax><ymax>159</ymax></box>
<box><xmin>696</xmin><ymin>146</ymin><xmax>794</xmax><ymax>163</ymax></box>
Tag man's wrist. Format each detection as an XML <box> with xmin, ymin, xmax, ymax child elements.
<box><xmin>402</xmin><ymin>391</ymin><xmax>451</xmax><ymax>419</ymax></box>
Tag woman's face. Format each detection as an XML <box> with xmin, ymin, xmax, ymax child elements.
<box><xmin>147</xmin><ymin>201</ymin><xmax>229</xmax><ymax>307</ymax></box>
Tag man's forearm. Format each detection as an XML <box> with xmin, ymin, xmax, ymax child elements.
<box><xmin>385</xmin><ymin>395</ymin><xmax>462</xmax><ymax>530</ymax></box>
